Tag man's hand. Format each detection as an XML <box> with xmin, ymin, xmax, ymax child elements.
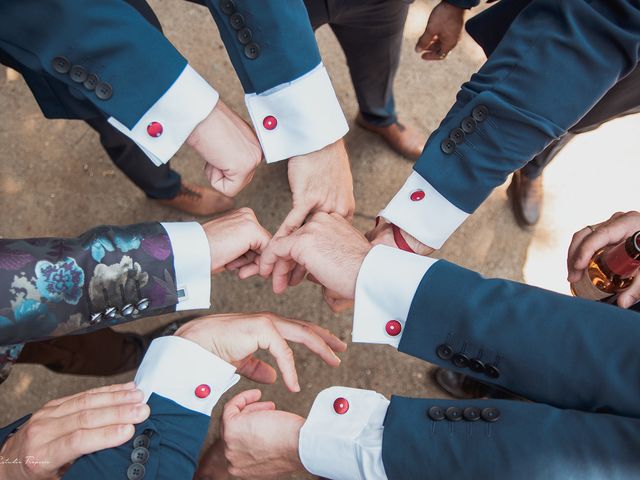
<box><xmin>365</xmin><ymin>217</ymin><xmax>435</xmax><ymax>256</ymax></box>
<box><xmin>175</xmin><ymin>312</ymin><xmax>347</xmax><ymax>392</ymax></box>
<box><xmin>221</xmin><ymin>389</ymin><xmax>305</xmax><ymax>480</ymax></box>
<box><xmin>415</xmin><ymin>1</ymin><xmax>466</xmax><ymax>60</ymax></box>
<box><xmin>202</xmin><ymin>207</ymin><xmax>272</xmax><ymax>273</ymax></box>
<box><xmin>568</xmin><ymin>211</ymin><xmax>640</xmax><ymax>308</ymax></box>
<box><xmin>187</xmin><ymin>100</ymin><xmax>262</xmax><ymax>197</ymax></box>
<box><xmin>249</xmin><ymin>212</ymin><xmax>371</xmax><ymax>297</ymax></box>
<box><xmin>0</xmin><ymin>383</ymin><xmax>148</xmax><ymax>480</ymax></box>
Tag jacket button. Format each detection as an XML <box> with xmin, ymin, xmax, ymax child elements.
<box><xmin>333</xmin><ymin>397</ymin><xmax>349</xmax><ymax>414</ymax></box>
<box><xmin>52</xmin><ymin>56</ymin><xmax>71</xmax><ymax>74</ymax></box>
<box><xmin>104</xmin><ymin>306</ymin><xmax>117</xmax><ymax>320</ymax></box>
<box><xmin>83</xmin><ymin>73</ymin><xmax>99</xmax><ymax>91</ymax></box>
<box><xmin>410</xmin><ymin>189</ymin><xmax>425</xmax><ymax>201</ymax></box>
<box><xmin>440</xmin><ymin>138</ymin><xmax>456</xmax><ymax>154</ymax></box>
<box><xmin>445</xmin><ymin>406</ymin><xmax>463</xmax><ymax>422</ymax></box>
<box><xmin>472</xmin><ymin>105</ymin><xmax>489</xmax><ymax>122</ymax></box>
<box><xmin>436</xmin><ymin>344</ymin><xmax>454</xmax><ymax>361</ymax></box>
<box><xmin>121</xmin><ymin>304</ymin><xmax>135</xmax><ymax>317</ymax></box>
<box><xmin>427</xmin><ymin>406</ymin><xmax>445</xmax><ymax>421</ymax></box>
<box><xmin>220</xmin><ymin>0</ymin><xmax>236</xmax><ymax>15</ymax></box>
<box><xmin>136</xmin><ymin>298</ymin><xmax>150</xmax><ymax>312</ymax></box>
<box><xmin>237</xmin><ymin>27</ymin><xmax>252</xmax><ymax>45</ymax></box>
<box><xmin>469</xmin><ymin>358</ymin><xmax>485</xmax><ymax>373</ymax></box>
<box><xmin>481</xmin><ymin>407</ymin><xmax>501</xmax><ymax>422</ymax></box>
<box><xmin>449</xmin><ymin>127</ymin><xmax>465</xmax><ymax>144</ymax></box>
<box><xmin>195</xmin><ymin>384</ymin><xmax>211</xmax><ymax>398</ymax></box>
<box><xmin>244</xmin><ymin>42</ymin><xmax>261</xmax><ymax>59</ymax></box>
<box><xmin>95</xmin><ymin>82</ymin><xmax>113</xmax><ymax>100</ymax></box>
<box><xmin>69</xmin><ymin>65</ymin><xmax>88</xmax><ymax>83</ymax></box>
<box><xmin>484</xmin><ymin>363</ymin><xmax>501</xmax><ymax>379</ymax></box>
<box><xmin>133</xmin><ymin>434</ymin><xmax>150</xmax><ymax>448</ymax></box>
<box><xmin>262</xmin><ymin>115</ymin><xmax>277</xmax><ymax>130</ymax></box>
<box><xmin>463</xmin><ymin>407</ymin><xmax>481</xmax><ymax>422</ymax></box>
<box><xmin>147</xmin><ymin>121</ymin><xmax>163</xmax><ymax>138</ymax></box>
<box><xmin>385</xmin><ymin>320</ymin><xmax>402</xmax><ymax>336</ymax></box>
<box><xmin>130</xmin><ymin>446</ymin><xmax>150</xmax><ymax>464</ymax></box>
<box><xmin>452</xmin><ymin>353</ymin><xmax>469</xmax><ymax>368</ymax></box>
<box><xmin>230</xmin><ymin>12</ymin><xmax>245</xmax><ymax>30</ymax></box>
<box><xmin>461</xmin><ymin>116</ymin><xmax>476</xmax><ymax>133</ymax></box>
<box><xmin>127</xmin><ymin>463</ymin><xmax>146</xmax><ymax>480</ymax></box>
<box><xmin>89</xmin><ymin>312</ymin><xmax>103</xmax><ymax>325</ymax></box>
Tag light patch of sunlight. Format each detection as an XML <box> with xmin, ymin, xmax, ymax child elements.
<box><xmin>524</xmin><ymin>114</ymin><xmax>640</xmax><ymax>294</ymax></box>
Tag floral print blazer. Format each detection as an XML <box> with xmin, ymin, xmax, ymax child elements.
<box><xmin>0</xmin><ymin>222</ymin><xmax>181</xmax><ymax>383</ymax></box>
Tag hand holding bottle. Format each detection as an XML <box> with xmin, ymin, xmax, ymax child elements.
<box><xmin>567</xmin><ymin>211</ymin><xmax>640</xmax><ymax>308</ymax></box>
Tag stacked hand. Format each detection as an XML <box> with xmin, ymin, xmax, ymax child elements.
<box><xmin>568</xmin><ymin>211</ymin><xmax>640</xmax><ymax>308</ymax></box>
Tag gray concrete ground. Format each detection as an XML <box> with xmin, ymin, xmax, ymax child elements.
<box><xmin>0</xmin><ymin>0</ymin><xmax>566</xmax><ymax>477</ymax></box>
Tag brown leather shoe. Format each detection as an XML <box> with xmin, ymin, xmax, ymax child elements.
<box><xmin>356</xmin><ymin>114</ymin><xmax>425</xmax><ymax>161</ymax></box>
<box><xmin>156</xmin><ymin>182</ymin><xmax>234</xmax><ymax>217</ymax></box>
<box><xmin>507</xmin><ymin>170</ymin><xmax>544</xmax><ymax>228</ymax></box>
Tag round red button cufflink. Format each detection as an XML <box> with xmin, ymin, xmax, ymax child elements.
<box><xmin>147</xmin><ymin>121</ymin><xmax>163</xmax><ymax>138</ymax></box>
<box><xmin>410</xmin><ymin>189</ymin><xmax>425</xmax><ymax>202</ymax></box>
<box><xmin>195</xmin><ymin>384</ymin><xmax>211</xmax><ymax>399</ymax></box>
<box><xmin>333</xmin><ymin>397</ymin><xmax>349</xmax><ymax>415</ymax></box>
<box><xmin>263</xmin><ymin>115</ymin><xmax>277</xmax><ymax>130</ymax></box>
<box><xmin>385</xmin><ymin>320</ymin><xmax>402</xmax><ymax>336</ymax></box>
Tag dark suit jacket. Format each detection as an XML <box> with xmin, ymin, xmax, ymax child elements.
<box><xmin>0</xmin><ymin>222</ymin><xmax>181</xmax><ymax>383</ymax></box>
<box><xmin>381</xmin><ymin>260</ymin><xmax>640</xmax><ymax>479</ymax></box>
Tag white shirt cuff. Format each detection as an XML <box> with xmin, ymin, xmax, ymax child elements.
<box><xmin>299</xmin><ymin>386</ymin><xmax>389</xmax><ymax>480</ymax></box>
<box><xmin>161</xmin><ymin>222</ymin><xmax>211</xmax><ymax>311</ymax></box>
<box><xmin>108</xmin><ymin>65</ymin><xmax>219</xmax><ymax>166</ymax></box>
<box><xmin>134</xmin><ymin>336</ymin><xmax>240</xmax><ymax>416</ymax></box>
<box><xmin>245</xmin><ymin>63</ymin><xmax>348</xmax><ymax>163</ymax></box>
<box><xmin>379</xmin><ymin>171</ymin><xmax>469</xmax><ymax>249</ymax></box>
<box><xmin>353</xmin><ymin>245</ymin><xmax>438</xmax><ymax>348</ymax></box>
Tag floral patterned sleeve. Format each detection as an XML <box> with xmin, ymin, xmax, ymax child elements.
<box><xmin>0</xmin><ymin>223</ymin><xmax>181</xmax><ymax>356</ymax></box>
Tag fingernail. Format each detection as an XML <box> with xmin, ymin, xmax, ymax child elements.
<box><xmin>135</xmin><ymin>404</ymin><xmax>150</xmax><ymax>418</ymax></box>
<box><xmin>333</xmin><ymin>352</ymin><xmax>341</xmax><ymax>364</ymax></box>
<box><xmin>619</xmin><ymin>297</ymin><xmax>631</xmax><ymax>308</ymax></box>
<box><xmin>128</xmin><ymin>389</ymin><xmax>144</xmax><ymax>401</ymax></box>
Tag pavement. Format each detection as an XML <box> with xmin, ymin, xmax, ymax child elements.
<box><xmin>1</xmin><ymin>0</ymin><xmax>639</xmax><ymax>478</ymax></box>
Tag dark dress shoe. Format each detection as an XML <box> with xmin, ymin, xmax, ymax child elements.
<box><xmin>507</xmin><ymin>169</ymin><xmax>544</xmax><ymax>228</ymax></box>
<box><xmin>433</xmin><ymin>368</ymin><xmax>526</xmax><ymax>401</ymax></box>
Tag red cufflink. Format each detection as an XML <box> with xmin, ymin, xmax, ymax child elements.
<box><xmin>410</xmin><ymin>189</ymin><xmax>425</xmax><ymax>201</ymax></box>
<box><xmin>385</xmin><ymin>320</ymin><xmax>402</xmax><ymax>336</ymax></box>
<box><xmin>333</xmin><ymin>397</ymin><xmax>349</xmax><ymax>415</ymax></box>
<box><xmin>147</xmin><ymin>121</ymin><xmax>163</xmax><ymax>137</ymax></box>
<box><xmin>195</xmin><ymin>384</ymin><xmax>211</xmax><ymax>399</ymax></box>
<box><xmin>263</xmin><ymin>115</ymin><xmax>277</xmax><ymax>130</ymax></box>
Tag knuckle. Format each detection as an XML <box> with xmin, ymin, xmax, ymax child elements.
<box><xmin>77</xmin><ymin>409</ymin><xmax>93</xmax><ymax>428</ymax></box>
<box><xmin>67</xmin><ymin>430</ymin><xmax>85</xmax><ymax>451</ymax></box>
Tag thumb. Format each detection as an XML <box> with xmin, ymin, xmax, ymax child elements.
<box><xmin>222</xmin><ymin>389</ymin><xmax>263</xmax><ymax>423</ymax></box>
<box><xmin>275</xmin><ymin>204</ymin><xmax>311</xmax><ymax>239</ymax></box>
<box><xmin>415</xmin><ymin>27</ymin><xmax>437</xmax><ymax>53</ymax></box>
<box><xmin>242</xmin><ymin>401</ymin><xmax>276</xmax><ymax>414</ymax></box>
<box><xmin>618</xmin><ymin>276</ymin><xmax>640</xmax><ymax>309</ymax></box>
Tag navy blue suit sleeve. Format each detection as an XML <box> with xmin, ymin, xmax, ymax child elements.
<box><xmin>64</xmin><ymin>393</ymin><xmax>210</xmax><ymax>480</ymax></box>
<box><xmin>0</xmin><ymin>0</ymin><xmax>186</xmax><ymax>128</ymax></box>
<box><xmin>445</xmin><ymin>0</ymin><xmax>480</xmax><ymax>9</ymax></box>
<box><xmin>382</xmin><ymin>397</ymin><xmax>640</xmax><ymax>479</ymax></box>
<box><xmin>398</xmin><ymin>260</ymin><xmax>640</xmax><ymax>418</ymax></box>
<box><xmin>415</xmin><ymin>0</ymin><xmax>640</xmax><ymax>213</ymax></box>
<box><xmin>202</xmin><ymin>0</ymin><xmax>322</xmax><ymax>94</ymax></box>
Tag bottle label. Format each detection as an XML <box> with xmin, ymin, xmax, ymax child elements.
<box><xmin>604</xmin><ymin>242</ymin><xmax>640</xmax><ymax>277</ymax></box>
<box><xmin>570</xmin><ymin>272</ymin><xmax>611</xmax><ymax>301</ymax></box>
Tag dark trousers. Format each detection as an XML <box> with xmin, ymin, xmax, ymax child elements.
<box><xmin>304</xmin><ymin>0</ymin><xmax>410</xmax><ymax>126</ymax></box>
<box><xmin>522</xmin><ymin>63</ymin><xmax>640</xmax><ymax>179</ymax></box>
<box><xmin>84</xmin><ymin>0</ymin><xmax>181</xmax><ymax>199</ymax></box>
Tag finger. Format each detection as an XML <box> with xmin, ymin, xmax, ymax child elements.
<box><xmin>226</xmin><ymin>251</ymin><xmax>258</xmax><ymax>271</ymax></box>
<box><xmin>258</xmin><ymin>234</ymin><xmax>299</xmax><ymax>278</ymax></box>
<box><xmin>323</xmin><ymin>287</ymin><xmax>354</xmax><ymax>313</ymax></box>
<box><xmin>272</xmin><ymin>258</ymin><xmax>295</xmax><ymax>294</ymax></box>
<box><xmin>306</xmin><ymin>273</ymin><xmax>321</xmax><ymax>285</ymax></box>
<box><xmin>205</xmin><ymin>163</ymin><xmax>226</xmax><ymax>192</ymax></box>
<box><xmin>573</xmin><ymin>225</ymin><xmax>630</xmax><ymax>274</ymax></box>
<box><xmin>47</xmin><ymin>424</ymin><xmax>136</xmax><ymax>467</ymax></box>
<box><xmin>242</xmin><ymin>401</ymin><xmax>276</xmax><ymax>414</ymax></box>
<box><xmin>238</xmin><ymin>262</ymin><xmax>260</xmax><ymax>279</ymax></box>
<box><xmin>618</xmin><ymin>276</ymin><xmax>640</xmax><ymax>308</ymax></box>
<box><xmin>236</xmin><ymin>356</ymin><xmax>278</xmax><ymax>385</ymax></box>
<box><xmin>289</xmin><ymin>263</ymin><xmax>307</xmax><ymax>287</ymax></box>
<box><xmin>415</xmin><ymin>29</ymin><xmax>437</xmax><ymax>53</ymax></box>
<box><xmin>260</xmin><ymin>325</ymin><xmax>300</xmax><ymax>392</ymax></box>
<box><xmin>222</xmin><ymin>389</ymin><xmax>263</xmax><ymax>424</ymax></box>
<box><xmin>567</xmin><ymin>227</ymin><xmax>593</xmax><ymax>281</ymax></box>
<box><xmin>273</xmin><ymin>319</ymin><xmax>342</xmax><ymax>367</ymax></box>
<box><xmin>288</xmin><ymin>318</ymin><xmax>347</xmax><ymax>352</ymax></box>
<box><xmin>50</xmin><ymin>389</ymin><xmax>145</xmax><ymax>417</ymax></box>
<box><xmin>51</xmin><ymin>403</ymin><xmax>150</xmax><ymax>439</ymax></box>
<box><xmin>421</xmin><ymin>49</ymin><xmax>446</xmax><ymax>61</ymax></box>
<box><xmin>44</xmin><ymin>382</ymin><xmax>136</xmax><ymax>408</ymax></box>
<box><xmin>274</xmin><ymin>205</ymin><xmax>311</xmax><ymax>239</ymax></box>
